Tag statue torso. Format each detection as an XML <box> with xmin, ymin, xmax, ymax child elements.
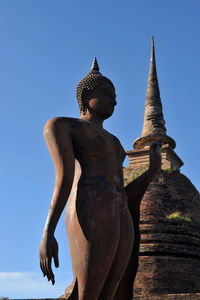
<box><xmin>64</xmin><ymin>117</ymin><xmax>126</xmax><ymax>188</ymax></box>
<box><xmin>63</xmin><ymin>117</ymin><xmax>128</xmax><ymax>231</ymax></box>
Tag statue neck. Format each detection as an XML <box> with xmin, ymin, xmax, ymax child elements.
<box><xmin>81</xmin><ymin>111</ymin><xmax>104</xmax><ymax>128</ymax></box>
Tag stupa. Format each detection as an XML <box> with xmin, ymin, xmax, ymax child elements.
<box><xmin>124</xmin><ymin>37</ymin><xmax>200</xmax><ymax>298</ymax></box>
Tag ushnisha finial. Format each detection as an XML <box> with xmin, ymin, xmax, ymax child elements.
<box><xmin>91</xmin><ymin>57</ymin><xmax>100</xmax><ymax>72</ymax></box>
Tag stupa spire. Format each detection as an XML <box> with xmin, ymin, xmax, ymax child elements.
<box><xmin>142</xmin><ymin>36</ymin><xmax>166</xmax><ymax>136</ymax></box>
<box><xmin>126</xmin><ymin>37</ymin><xmax>183</xmax><ymax>172</ymax></box>
<box><xmin>134</xmin><ymin>37</ymin><xmax>175</xmax><ymax>150</ymax></box>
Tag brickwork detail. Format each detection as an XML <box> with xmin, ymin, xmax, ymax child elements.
<box><xmin>125</xmin><ymin>169</ymin><xmax>200</xmax><ymax>296</ymax></box>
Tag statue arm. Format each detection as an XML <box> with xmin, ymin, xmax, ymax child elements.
<box><xmin>125</xmin><ymin>142</ymin><xmax>161</xmax><ymax>212</ymax></box>
<box><xmin>39</xmin><ymin>117</ymin><xmax>75</xmax><ymax>284</ymax></box>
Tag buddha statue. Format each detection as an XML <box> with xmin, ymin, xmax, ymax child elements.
<box><xmin>39</xmin><ymin>58</ymin><xmax>161</xmax><ymax>300</ymax></box>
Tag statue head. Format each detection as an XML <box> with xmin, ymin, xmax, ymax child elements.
<box><xmin>76</xmin><ymin>58</ymin><xmax>115</xmax><ymax>115</ymax></box>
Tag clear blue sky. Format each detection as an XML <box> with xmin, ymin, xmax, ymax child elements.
<box><xmin>1</xmin><ymin>0</ymin><xmax>200</xmax><ymax>298</ymax></box>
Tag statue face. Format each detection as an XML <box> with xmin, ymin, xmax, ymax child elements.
<box><xmin>86</xmin><ymin>83</ymin><xmax>117</xmax><ymax>120</ymax></box>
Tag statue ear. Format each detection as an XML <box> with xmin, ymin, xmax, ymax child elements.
<box><xmin>81</xmin><ymin>88</ymin><xmax>88</xmax><ymax>115</ymax></box>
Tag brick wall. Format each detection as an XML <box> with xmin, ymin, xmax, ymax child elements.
<box><xmin>132</xmin><ymin>170</ymin><xmax>200</xmax><ymax>296</ymax></box>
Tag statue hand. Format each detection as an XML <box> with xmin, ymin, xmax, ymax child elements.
<box><xmin>39</xmin><ymin>233</ymin><xmax>59</xmax><ymax>285</ymax></box>
<box><xmin>149</xmin><ymin>140</ymin><xmax>162</xmax><ymax>176</ymax></box>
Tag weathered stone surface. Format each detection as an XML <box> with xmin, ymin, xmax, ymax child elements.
<box><xmin>132</xmin><ymin>170</ymin><xmax>200</xmax><ymax>296</ymax></box>
<box><xmin>59</xmin><ymin>282</ymin><xmax>74</xmax><ymax>298</ymax></box>
<box><xmin>123</xmin><ymin>37</ymin><xmax>200</xmax><ymax>298</ymax></box>
<box><xmin>141</xmin><ymin>37</ymin><xmax>166</xmax><ymax>137</ymax></box>
<box><xmin>127</xmin><ymin>144</ymin><xmax>183</xmax><ymax>173</ymax></box>
<box><xmin>133</xmin><ymin>38</ymin><xmax>175</xmax><ymax>150</ymax></box>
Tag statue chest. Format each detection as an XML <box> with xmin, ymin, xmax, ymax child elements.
<box><xmin>72</xmin><ymin>129</ymin><xmax>118</xmax><ymax>158</ymax></box>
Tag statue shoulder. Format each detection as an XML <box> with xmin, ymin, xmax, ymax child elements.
<box><xmin>43</xmin><ymin>117</ymin><xmax>80</xmax><ymax>137</ymax></box>
<box><xmin>110</xmin><ymin>133</ymin><xmax>126</xmax><ymax>160</ymax></box>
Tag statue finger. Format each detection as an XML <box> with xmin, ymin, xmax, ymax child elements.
<box><xmin>47</xmin><ymin>258</ymin><xmax>55</xmax><ymax>285</ymax></box>
<box><xmin>152</xmin><ymin>141</ymin><xmax>159</xmax><ymax>148</ymax></box>
<box><xmin>40</xmin><ymin>260</ymin><xmax>46</xmax><ymax>277</ymax></box>
<box><xmin>152</xmin><ymin>141</ymin><xmax>161</xmax><ymax>151</ymax></box>
<box><xmin>53</xmin><ymin>252</ymin><xmax>59</xmax><ymax>268</ymax></box>
<box><xmin>44</xmin><ymin>258</ymin><xmax>51</xmax><ymax>282</ymax></box>
<box><xmin>51</xmin><ymin>276</ymin><xmax>55</xmax><ymax>285</ymax></box>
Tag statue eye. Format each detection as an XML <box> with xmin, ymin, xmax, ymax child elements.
<box><xmin>103</xmin><ymin>88</ymin><xmax>114</xmax><ymax>98</ymax></box>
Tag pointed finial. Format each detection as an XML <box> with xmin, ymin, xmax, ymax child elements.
<box><xmin>151</xmin><ymin>36</ymin><xmax>155</xmax><ymax>61</ymax></box>
<box><xmin>149</xmin><ymin>36</ymin><xmax>157</xmax><ymax>77</ymax></box>
<box><xmin>133</xmin><ymin>37</ymin><xmax>176</xmax><ymax>150</ymax></box>
<box><xmin>91</xmin><ymin>57</ymin><xmax>99</xmax><ymax>72</ymax></box>
<box><xmin>152</xmin><ymin>36</ymin><xmax>154</xmax><ymax>47</ymax></box>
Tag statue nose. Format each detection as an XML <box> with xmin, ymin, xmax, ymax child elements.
<box><xmin>113</xmin><ymin>99</ymin><xmax>117</xmax><ymax>106</ymax></box>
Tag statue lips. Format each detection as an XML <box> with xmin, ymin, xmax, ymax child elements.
<box><xmin>104</xmin><ymin>105</ymin><xmax>114</xmax><ymax>118</ymax></box>
<box><xmin>109</xmin><ymin>104</ymin><xmax>115</xmax><ymax>116</ymax></box>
